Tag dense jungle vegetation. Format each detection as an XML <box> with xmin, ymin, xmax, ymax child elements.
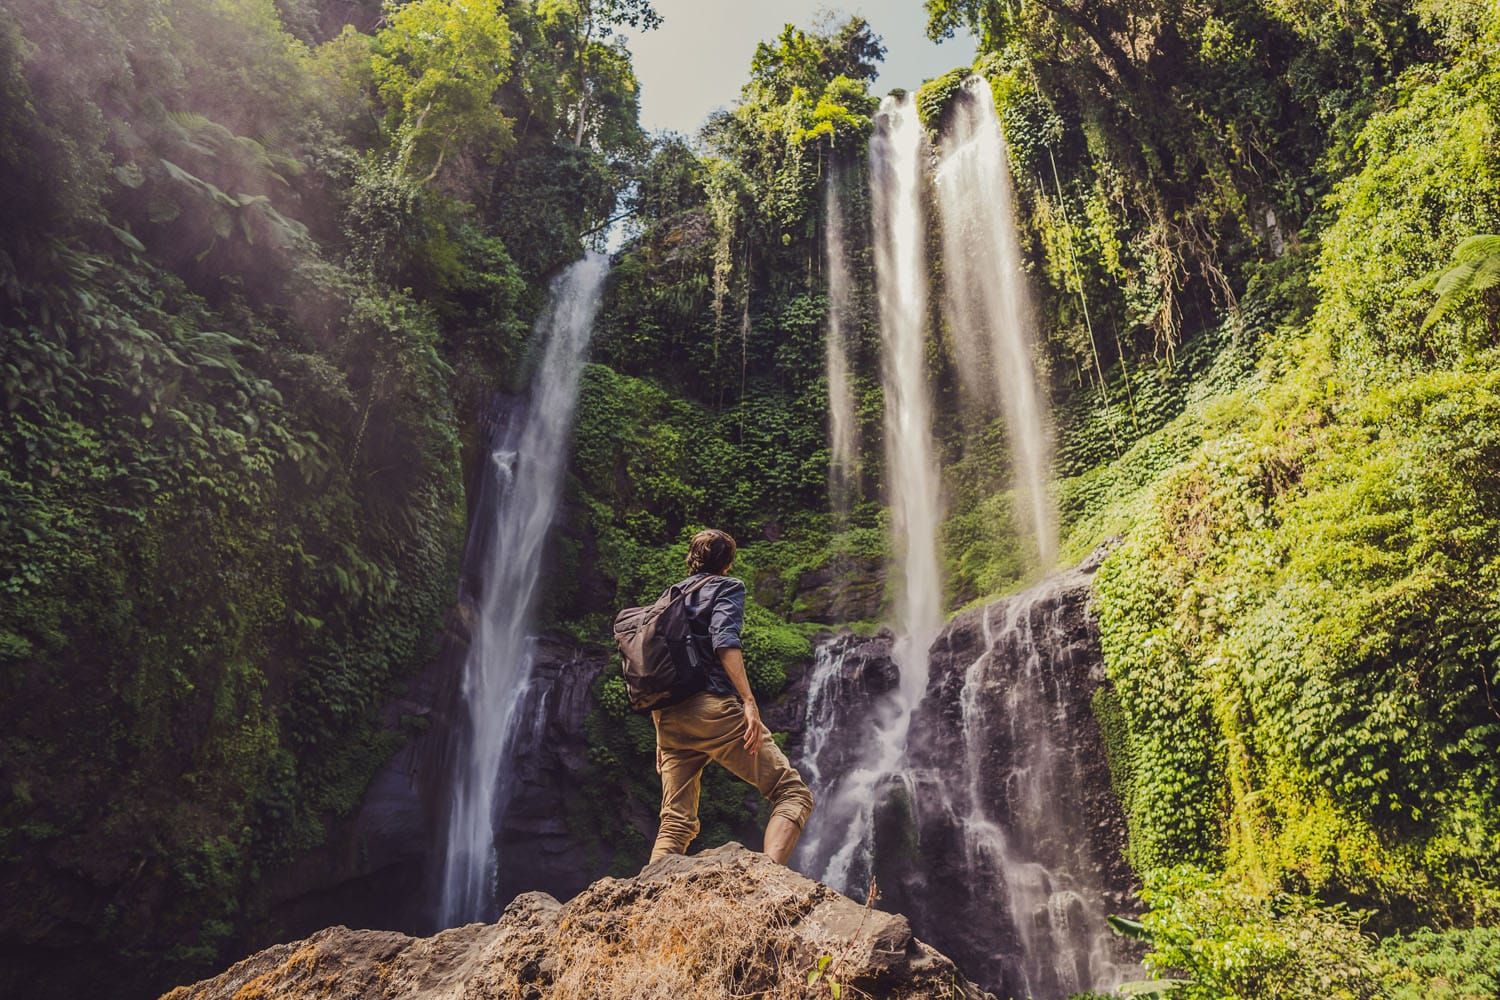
<box><xmin>2</xmin><ymin>0</ymin><xmax>1499</xmax><ymax>997</ymax></box>
<box><xmin>0</xmin><ymin>0</ymin><xmax>640</xmax><ymax>993</ymax></box>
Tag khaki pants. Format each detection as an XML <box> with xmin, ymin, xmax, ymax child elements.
<box><xmin>650</xmin><ymin>691</ymin><xmax>814</xmax><ymax>862</ymax></box>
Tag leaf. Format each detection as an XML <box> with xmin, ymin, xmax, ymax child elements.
<box><xmin>1411</xmin><ymin>234</ymin><xmax>1500</xmax><ymax>330</ymax></box>
<box><xmin>148</xmin><ymin>192</ymin><xmax>183</xmax><ymax>224</ymax></box>
<box><xmin>112</xmin><ymin>162</ymin><xmax>145</xmax><ymax>189</ymax></box>
<box><xmin>1118</xmin><ymin>978</ymin><xmax>1189</xmax><ymax>997</ymax></box>
<box><xmin>108</xmin><ymin>225</ymin><xmax>146</xmax><ymax>252</ymax></box>
<box><xmin>1107</xmin><ymin>914</ymin><xmax>1152</xmax><ymax>941</ymax></box>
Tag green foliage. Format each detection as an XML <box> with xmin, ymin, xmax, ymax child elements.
<box><xmin>935</xmin><ymin>0</ymin><xmax>1431</xmax><ymax>395</ymax></box>
<box><xmin>942</xmin><ymin>488</ymin><xmax>1027</xmax><ymax>606</ymax></box>
<box><xmin>1313</xmin><ymin>24</ymin><xmax>1500</xmax><ymax>374</ymax></box>
<box><xmin>1117</xmin><ymin>871</ymin><xmax>1500</xmax><ymax>1000</ymax></box>
<box><xmin>1379</xmin><ymin>926</ymin><xmax>1500</xmax><ymax>1000</ymax></box>
<box><xmin>0</xmin><ymin>233</ymin><xmax>464</xmax><ymax>1000</ymax></box>
<box><xmin>914</xmin><ymin>67</ymin><xmax>969</xmax><ymax>135</ymax></box>
<box><xmin>0</xmin><ymin>0</ymin><xmax>643</xmax><ymax>995</ymax></box>
<box><xmin>747</xmin><ymin>19</ymin><xmax>884</xmax><ymax>106</ymax></box>
<box><xmin>1411</xmin><ymin>234</ymin><xmax>1500</xmax><ymax>333</ymax></box>
<box><xmin>1135</xmin><ymin>867</ymin><xmax>1386</xmax><ymax>999</ymax></box>
<box><xmin>371</xmin><ymin>0</ymin><xmax>515</xmax><ymax>181</ymax></box>
<box><xmin>534</xmin><ymin>0</ymin><xmax>655</xmax><ymax>149</ymax></box>
<box><xmin>587</xmin><ymin>17</ymin><xmax>891</xmax><ymax>594</ymax></box>
<box><xmin>1096</xmin><ymin>336</ymin><xmax>1500</xmax><ymax>910</ymax></box>
<box><xmin>739</xmin><ymin>601</ymin><xmax>809</xmax><ymax>694</ymax></box>
<box><xmin>1047</xmin><ymin>17</ymin><xmax>1500</xmax><ymax>998</ymax></box>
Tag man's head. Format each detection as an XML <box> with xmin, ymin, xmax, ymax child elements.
<box><xmin>686</xmin><ymin>528</ymin><xmax>737</xmax><ymax>576</ymax></box>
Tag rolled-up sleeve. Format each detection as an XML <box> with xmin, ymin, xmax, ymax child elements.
<box><xmin>709</xmin><ymin>579</ymin><xmax>746</xmax><ymax>651</ymax></box>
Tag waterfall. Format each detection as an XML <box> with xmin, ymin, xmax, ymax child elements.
<box><xmin>437</xmin><ymin>252</ymin><xmax>609</xmax><ymax>926</ymax></box>
<box><xmin>797</xmin><ymin>94</ymin><xmax>944</xmax><ymax>891</ymax></box>
<box><xmin>824</xmin><ymin>163</ymin><xmax>859</xmax><ymax>517</ymax></box>
<box><xmin>941</xmin><ymin>564</ymin><xmax>1138</xmax><ymax>997</ymax></box>
<box><xmin>790</xmin><ymin>84</ymin><xmax>1131</xmax><ymax>1000</ymax></box>
<box><xmin>870</xmin><ymin>92</ymin><xmax>944</xmax><ymax>713</ymax></box>
<box><xmin>793</xmin><ymin>564</ymin><xmax>1141</xmax><ymax>999</ymax></box>
<box><xmin>935</xmin><ymin>77</ymin><xmax>1057</xmax><ymax>566</ymax></box>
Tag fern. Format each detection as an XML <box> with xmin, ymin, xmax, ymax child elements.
<box><xmin>1411</xmin><ymin>234</ymin><xmax>1500</xmax><ymax>331</ymax></box>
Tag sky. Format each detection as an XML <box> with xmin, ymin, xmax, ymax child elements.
<box><xmin>616</xmin><ymin>1</ymin><xmax>978</xmax><ymax>138</ymax></box>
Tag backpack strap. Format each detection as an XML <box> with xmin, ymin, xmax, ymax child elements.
<box><xmin>666</xmin><ymin>573</ymin><xmax>718</xmax><ymax>601</ymax></box>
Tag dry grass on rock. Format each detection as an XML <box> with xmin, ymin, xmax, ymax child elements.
<box><xmin>546</xmin><ymin>862</ymin><xmax>813</xmax><ymax>999</ymax></box>
<box><xmin>164</xmin><ymin>843</ymin><xmax>993</xmax><ymax>1000</ymax></box>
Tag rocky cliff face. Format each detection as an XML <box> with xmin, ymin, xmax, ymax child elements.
<box><xmin>256</xmin><ymin>554</ymin><xmax>1136</xmax><ymax>1000</ymax></box>
<box><xmin>250</xmin><ymin>627</ymin><xmax>621</xmax><ymax>943</ymax></box>
<box><xmin>882</xmin><ymin>556</ymin><xmax>1138</xmax><ymax>996</ymax></box>
<box><xmin>167</xmin><ymin>844</ymin><xmax>995</xmax><ymax>1000</ymax></box>
<box><xmin>792</xmin><ymin>553</ymin><xmax>1140</xmax><ymax>998</ymax></box>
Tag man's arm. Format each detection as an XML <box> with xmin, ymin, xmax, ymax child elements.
<box><xmin>717</xmin><ymin>647</ymin><xmax>763</xmax><ymax>754</ymax></box>
<box><xmin>708</xmin><ymin>579</ymin><xmax>761</xmax><ymax>753</ymax></box>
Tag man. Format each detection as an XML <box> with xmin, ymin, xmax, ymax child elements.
<box><xmin>649</xmin><ymin>528</ymin><xmax>814</xmax><ymax>866</ymax></box>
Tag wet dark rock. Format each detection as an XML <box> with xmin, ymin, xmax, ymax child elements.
<box><xmin>777</xmin><ymin>629</ymin><xmax>899</xmax><ymax>780</ymax></box>
<box><xmin>886</xmin><ymin>560</ymin><xmax>1138</xmax><ymax>997</ymax></box>
<box><xmin>793</xmin><ymin>553</ymin><xmax>1140</xmax><ymax>999</ymax></box>
<box><xmin>249</xmin><ymin>630</ymin><xmax>617</xmax><ymax>944</ymax></box>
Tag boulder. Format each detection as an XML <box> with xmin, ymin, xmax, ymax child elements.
<box><xmin>164</xmin><ymin>844</ymin><xmax>995</xmax><ymax>1000</ymax></box>
<box><xmin>788</xmin><ymin>552</ymin><xmax>886</xmax><ymax>623</ymax></box>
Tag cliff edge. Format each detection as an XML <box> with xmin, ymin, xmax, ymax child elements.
<box><xmin>162</xmin><ymin>843</ymin><xmax>995</xmax><ymax>1000</ymax></box>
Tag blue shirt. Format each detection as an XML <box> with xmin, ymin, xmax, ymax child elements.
<box><xmin>680</xmin><ymin>573</ymin><xmax>745</xmax><ymax>697</ymax></box>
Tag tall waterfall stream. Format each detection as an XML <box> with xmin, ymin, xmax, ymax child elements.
<box><xmin>937</xmin><ymin>77</ymin><xmax>1058</xmax><ymax>565</ymax></box>
<box><xmin>797</xmin><ymin>93</ymin><xmax>946</xmax><ymax>891</ymax></box>
<box><xmin>796</xmin><ymin>79</ymin><xmax>1134</xmax><ymax>998</ymax></box>
<box><xmin>437</xmin><ymin>252</ymin><xmax>609</xmax><ymax>926</ymax></box>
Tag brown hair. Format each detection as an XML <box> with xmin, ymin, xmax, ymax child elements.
<box><xmin>685</xmin><ymin>528</ymin><xmax>737</xmax><ymax>576</ymax></box>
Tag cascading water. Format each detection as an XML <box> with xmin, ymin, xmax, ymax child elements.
<box><xmin>437</xmin><ymin>252</ymin><xmax>609</xmax><ymax>926</ymax></box>
<box><xmin>932</xmin><ymin>564</ymin><xmax>1139</xmax><ymax>997</ymax></box>
<box><xmin>792</xmin><ymin>83</ymin><xmax>1136</xmax><ymax>1000</ymax></box>
<box><xmin>869</xmin><ymin>92</ymin><xmax>945</xmax><ymax>733</ymax></box>
<box><xmin>935</xmin><ymin>76</ymin><xmax>1057</xmax><ymax>566</ymax></box>
<box><xmin>795</xmin><ymin>564</ymin><xmax>1141</xmax><ymax>999</ymax></box>
<box><xmin>797</xmin><ymin>94</ymin><xmax>944</xmax><ymax>890</ymax></box>
<box><xmin>824</xmin><ymin>163</ymin><xmax>859</xmax><ymax>517</ymax></box>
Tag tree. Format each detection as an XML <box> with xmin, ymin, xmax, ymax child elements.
<box><xmin>541</xmin><ymin>0</ymin><xmax>660</xmax><ymax>146</ymax></box>
<box><xmin>371</xmin><ymin>0</ymin><xmax>515</xmax><ymax>183</ymax></box>
<box><xmin>924</xmin><ymin>0</ymin><xmax>1011</xmax><ymax>49</ymax></box>
<box><xmin>747</xmin><ymin>17</ymin><xmax>884</xmax><ymax>106</ymax></box>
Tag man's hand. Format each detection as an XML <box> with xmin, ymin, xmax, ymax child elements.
<box><xmin>742</xmin><ymin>701</ymin><xmax>764</xmax><ymax>755</ymax></box>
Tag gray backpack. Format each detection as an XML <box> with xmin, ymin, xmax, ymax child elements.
<box><xmin>613</xmin><ymin>575</ymin><xmax>716</xmax><ymax>712</ymax></box>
